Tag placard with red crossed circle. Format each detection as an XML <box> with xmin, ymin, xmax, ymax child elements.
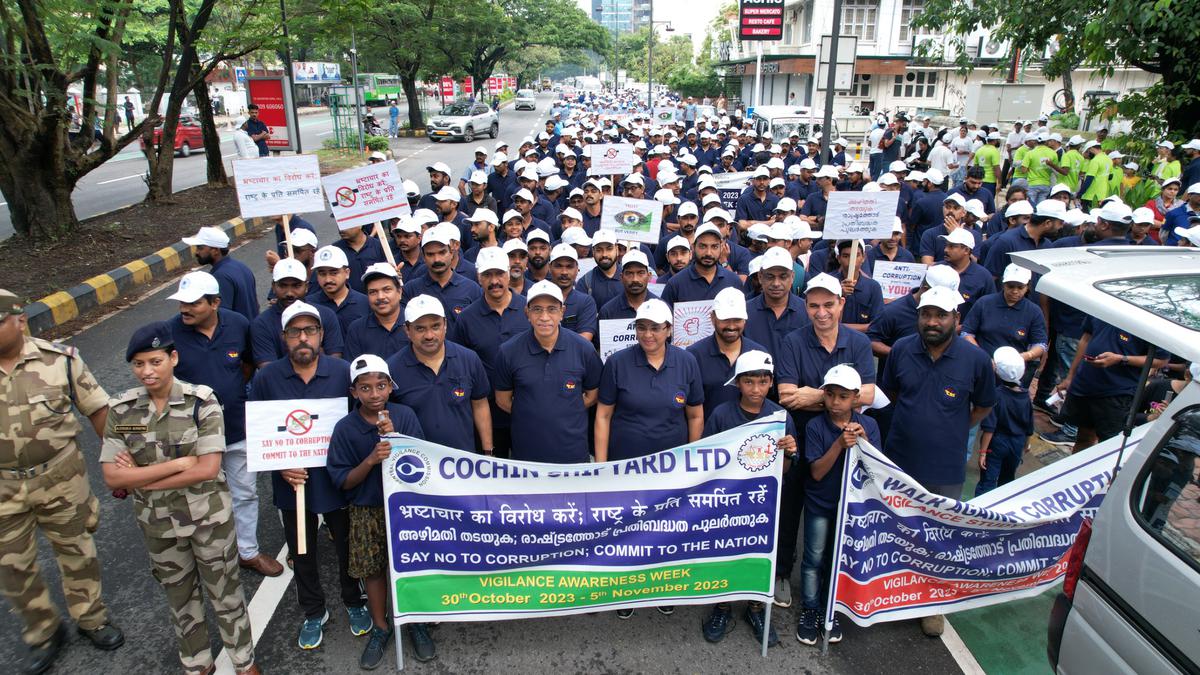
<box><xmin>321</xmin><ymin>160</ymin><xmax>411</xmax><ymax>231</ymax></box>
<box><xmin>246</xmin><ymin>398</ymin><xmax>348</xmax><ymax>472</ymax></box>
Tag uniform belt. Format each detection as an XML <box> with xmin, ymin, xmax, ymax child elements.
<box><xmin>0</xmin><ymin>447</ymin><xmax>74</xmax><ymax>480</ymax></box>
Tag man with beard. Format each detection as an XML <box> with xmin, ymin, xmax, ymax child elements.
<box><xmin>450</xmin><ymin>248</ymin><xmax>531</xmax><ymax>457</ymax></box>
<box><xmin>661</xmin><ymin>223</ymin><xmax>741</xmax><ymax>304</ymax></box>
<box><xmin>736</xmin><ymin>167</ymin><xmax>779</xmax><ymax>235</ymax></box>
<box><xmin>743</xmin><ymin>247</ymin><xmax>806</xmax><ymax>359</ymax></box>
<box><xmin>308</xmin><ymin>246</ymin><xmax>369</xmax><ymax>338</ymax></box>
<box><xmin>487</xmin><ymin>153</ymin><xmax>513</xmax><ymax>212</ymax></box>
<box><xmin>331</xmin><ymin>225</ymin><xmax>387</xmax><ymax>294</ymax></box>
<box><xmin>575</xmin><ymin>230</ymin><xmax>623</xmax><ymax>312</ymax></box>
<box><xmin>247</xmin><ymin>302</ymin><xmax>369</xmax><ymax>651</ymax></box>
<box><xmin>401</xmin><ymin>227</ymin><xmax>481</xmax><ymax>323</ymax></box>
<box><xmin>598</xmin><ymin>250</ymin><xmax>655</xmax><ymax>320</ymax></box>
<box><xmin>466</xmin><ymin>208</ymin><xmax>501</xmax><ymax>255</ymax></box>
<box><xmin>656</xmin><ymin>202</ymin><xmax>698</xmax><ymax>271</ymax></box>
<box><xmin>250</xmin><ymin>259</ymin><xmax>344</xmax><ymax>367</ymax></box>
<box><xmin>686</xmin><ymin>287</ymin><xmax>767</xmax><ymax>417</ymax></box>
<box><xmin>511</xmin><ymin>187</ymin><xmax>551</xmax><ymax>235</ymax></box>
<box><xmin>547</xmin><ymin>244</ymin><xmax>598</xmax><ymax>342</ymax></box>
<box><xmin>459</xmin><ymin>170</ymin><xmax>496</xmax><ymax>218</ymax></box>
<box><xmin>182</xmin><ymin>226</ymin><xmax>258</xmax><ymax>320</ymax></box>
<box><xmin>525</xmin><ymin>229</ymin><xmax>553</xmax><ymax>283</ymax></box>
<box><xmin>947</xmin><ymin>166</ymin><xmax>995</xmax><ymax>216</ymax></box>
<box><xmin>345</xmin><ymin>263</ymin><xmax>409</xmax><ymax>361</ymax></box>
<box><xmin>919</xmin><ymin>193</ymin><xmax>980</xmax><ymax>265</ymax></box>
<box><xmin>660</xmin><ymin>235</ymin><xmax>692</xmax><ymax>282</ymax></box>
<box><xmin>503</xmin><ymin>239</ymin><xmax>531</xmax><ymax>295</ymax></box>
<box><xmin>879</xmin><ymin>286</ymin><xmax>994</xmax><ymax>637</ymax></box>
<box><xmin>433</xmin><ymin>185</ymin><xmax>472</xmax><ymax>246</ymax></box>
<box><xmin>417</xmin><ymin>162</ymin><xmax>453</xmax><ymax>212</ymax></box>
<box><xmin>390</xmin><ymin>216</ymin><xmax>425</xmax><ymax>284</ymax></box>
<box><xmin>935</xmin><ymin>229</ymin><xmax>994</xmax><ymax>319</ymax></box>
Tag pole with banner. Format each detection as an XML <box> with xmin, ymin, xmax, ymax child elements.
<box><xmin>821</xmin><ymin>190</ymin><xmax>898</xmax><ymax>283</ymax></box>
<box><xmin>232</xmin><ymin>155</ymin><xmax>325</xmax><ymax>261</ymax></box>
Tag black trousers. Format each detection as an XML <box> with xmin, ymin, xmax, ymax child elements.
<box><xmin>281</xmin><ymin>507</ymin><xmax>364</xmax><ymax>619</ymax></box>
<box><xmin>776</xmin><ymin>460</ymin><xmax>806</xmax><ymax>578</ymax></box>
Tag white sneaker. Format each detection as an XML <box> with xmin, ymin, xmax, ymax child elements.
<box><xmin>773</xmin><ymin>578</ymin><xmax>792</xmax><ymax>608</ymax></box>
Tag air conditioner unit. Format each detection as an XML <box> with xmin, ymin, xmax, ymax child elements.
<box><xmin>978</xmin><ymin>35</ymin><xmax>1010</xmax><ymax>60</ymax></box>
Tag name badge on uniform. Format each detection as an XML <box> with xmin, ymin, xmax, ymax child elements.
<box><xmin>114</xmin><ymin>424</ymin><xmax>149</xmax><ymax>433</ymax></box>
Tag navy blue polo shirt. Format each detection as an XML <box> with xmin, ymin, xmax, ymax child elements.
<box><xmin>742</xmin><ymin>294</ymin><xmax>809</xmax><ymax>359</ymax></box>
<box><xmin>248</xmin><ymin>356</ymin><xmax>352</xmax><ymax>513</ymax></box>
<box><xmin>863</xmin><ymin>245</ymin><xmax>916</xmax><ymax>277</ymax></box>
<box><xmin>686</xmin><ymin>335</ymin><xmax>768</xmax><ymax>417</ymax></box>
<box><xmin>879</xmin><ymin>334</ymin><xmax>996</xmax><ymax>486</ymax></box>
<box><xmin>834</xmin><ymin>271</ymin><xmax>885</xmax><ymax>326</ymax></box>
<box><xmin>981</xmin><ymin>225</ymin><xmax>1047</xmax><ymax>279</ymax></box>
<box><xmin>961</xmin><ymin>294</ymin><xmax>1048</xmax><ymax>358</ymax></box>
<box><xmin>308</xmin><ymin>288</ymin><xmax>370</xmax><ymax>339</ymax></box>
<box><xmin>209</xmin><ymin>256</ymin><xmax>259</xmax><ymax>321</ymax></box>
<box><xmin>167</xmin><ymin>309</ymin><xmax>252</xmax><ymax>445</ymax></box>
<box><xmin>494</xmin><ymin>328</ymin><xmax>602</xmax><ymax>462</ymax></box>
<box><xmin>866</xmin><ymin>292</ymin><xmax>919</xmax><ymax>379</ymax></box>
<box><xmin>909</xmin><ymin>190</ymin><xmax>948</xmax><ymax>240</ymax></box>
<box><xmin>599</xmin><ymin>292</ymin><xmax>656</xmax><ymax>320</ymax></box>
<box><xmin>703</xmin><ymin>399</ymin><xmax>797</xmax><ymax>444</ymax></box>
<box><xmin>344</xmin><ymin>312</ymin><xmax>410</xmax><ymax>361</ymax></box>
<box><xmin>776</xmin><ymin>325</ymin><xmax>876</xmax><ymax>433</ymax></box>
<box><xmin>981</xmin><ymin>384</ymin><xmax>1034</xmax><ymax>438</ymax></box>
<box><xmin>953</xmin><ymin>262</ymin><xmax>996</xmax><ymax>319</ymax></box>
<box><xmin>599</xmin><ymin>345</ymin><xmax>704</xmax><ymax>460</ymax></box>
<box><xmin>918</xmin><ymin>226</ymin><xmax>982</xmax><ymax>262</ymax></box>
<box><xmin>401</xmin><ymin>271</ymin><xmax>482</xmax><ymax>320</ymax></box>
<box><xmin>576</xmin><ymin>267</ymin><xmax>624</xmax><ymax>313</ymax></box>
<box><xmin>734</xmin><ymin>190</ymin><xmax>779</xmax><ymax>222</ymax></box>
<box><xmin>250</xmin><ymin>303</ymin><xmax>345</xmax><ymax>366</ymax></box>
<box><xmin>800</xmin><ymin>191</ymin><xmax>828</xmax><ymax>219</ymax></box>
<box><xmin>450</xmin><ymin>293</ymin><xmax>531</xmax><ymax>429</ymax></box>
<box><xmin>326</xmin><ymin>403</ymin><xmax>424</xmax><ymax>506</ymax></box>
<box><xmin>947</xmin><ymin>183</ymin><xmax>996</xmax><ymax>214</ymax></box>
<box><xmin>1070</xmin><ymin>316</ymin><xmax>1167</xmax><ymax>398</ymax></box>
<box><xmin>805</xmin><ymin>412</ymin><xmax>881</xmax><ymax>516</ymax></box>
<box><xmin>660</xmin><ymin>264</ymin><xmax>741</xmax><ymax>305</ymax></box>
<box><xmin>560</xmin><ymin>288</ymin><xmax>598</xmax><ymax>336</ymax></box>
<box><xmin>332</xmin><ymin>236</ymin><xmax>388</xmax><ymax>294</ymax></box>
<box><xmin>386</xmin><ymin>341</ymin><xmax>490</xmax><ymax>452</ymax></box>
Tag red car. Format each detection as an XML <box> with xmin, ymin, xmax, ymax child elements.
<box><xmin>141</xmin><ymin>115</ymin><xmax>206</xmax><ymax>157</ymax></box>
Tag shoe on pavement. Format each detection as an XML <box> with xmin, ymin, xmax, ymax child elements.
<box><xmin>1032</xmin><ymin>400</ymin><xmax>1057</xmax><ymax>416</ymax></box>
<box><xmin>359</xmin><ymin>626</ymin><xmax>393</xmax><ymax>670</ymax></box>
<box><xmin>239</xmin><ymin>553</ymin><xmax>284</xmax><ymax>577</ymax></box>
<box><xmin>1047</xmin><ymin>413</ymin><xmax>1066</xmax><ymax>428</ymax></box>
<box><xmin>772</xmin><ymin>578</ymin><xmax>792</xmax><ymax>608</ymax></box>
<box><xmin>77</xmin><ymin>622</ymin><xmax>125</xmax><ymax>650</ymax></box>
<box><xmin>795</xmin><ymin>608</ymin><xmax>819</xmax><ymax>645</ymax></box>
<box><xmin>701</xmin><ymin>605</ymin><xmax>734</xmax><ymax>643</ymax></box>
<box><xmin>24</xmin><ymin>622</ymin><xmax>67</xmax><ymax>675</ymax></box>
<box><xmin>297</xmin><ymin>610</ymin><xmax>330</xmax><ymax>650</ymax></box>
<box><xmin>1038</xmin><ymin>429</ymin><xmax>1076</xmax><ymax>447</ymax></box>
<box><xmin>921</xmin><ymin>614</ymin><xmax>945</xmax><ymax>637</ymax></box>
<box><xmin>347</xmin><ymin>605</ymin><xmax>372</xmax><ymax>636</ymax></box>
<box><xmin>616</xmin><ymin>608</ymin><xmax>635</xmax><ymax>619</ymax></box>
<box><xmin>407</xmin><ymin>623</ymin><xmax>436</xmax><ymax>663</ymax></box>
<box><xmin>744</xmin><ymin>604</ymin><xmax>779</xmax><ymax>647</ymax></box>
<box><xmin>827</xmin><ymin>615</ymin><xmax>843</xmax><ymax>643</ymax></box>
<box><xmin>656</xmin><ymin>605</ymin><xmax>675</xmax><ymax>616</ymax></box>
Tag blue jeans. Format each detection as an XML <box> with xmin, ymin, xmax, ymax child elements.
<box><xmin>975</xmin><ymin>432</ymin><xmax>1025</xmax><ymax>495</ymax></box>
<box><xmin>966</xmin><ymin>421</ymin><xmax>981</xmax><ymax>462</ymax></box>
<box><xmin>388</xmin><ymin>117</ymin><xmax>399</xmax><ymax>136</ymax></box>
<box><xmin>800</xmin><ymin>510</ymin><xmax>835</xmax><ymax>610</ymax></box>
<box><xmin>1027</xmin><ymin>184</ymin><xmax>1050</xmax><ymax>206</ymax></box>
<box><xmin>869</xmin><ymin>154</ymin><xmax>883</xmax><ymax>181</ymax></box>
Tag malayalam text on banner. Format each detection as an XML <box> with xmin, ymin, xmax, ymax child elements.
<box><xmin>822</xmin><ymin>191</ymin><xmax>900</xmax><ymax>240</ymax></box>
<box><xmin>245</xmin><ymin>398</ymin><xmax>348</xmax><ymax>472</ymax></box>
<box><xmin>322</xmin><ymin>160</ymin><xmax>412</xmax><ymax>230</ymax></box>
<box><xmin>233</xmin><ymin>155</ymin><xmax>326</xmax><ymax>219</ymax></box>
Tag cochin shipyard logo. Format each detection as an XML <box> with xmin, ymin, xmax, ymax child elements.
<box><xmin>392</xmin><ymin>448</ymin><xmax>430</xmax><ymax>487</ymax></box>
<box><xmin>737</xmin><ymin>433</ymin><xmax>778</xmax><ymax>472</ymax></box>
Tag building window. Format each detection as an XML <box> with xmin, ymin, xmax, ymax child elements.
<box><xmin>784</xmin><ymin>9</ymin><xmax>794</xmax><ymax>45</ymax></box>
<box><xmin>893</xmin><ymin>71</ymin><xmax>938</xmax><ymax>98</ymax></box>
<box><xmin>850</xmin><ymin>74</ymin><xmax>871</xmax><ymax>97</ymax></box>
<box><xmin>898</xmin><ymin>0</ymin><xmax>934</xmax><ymax>42</ymax></box>
<box><xmin>841</xmin><ymin>0</ymin><xmax>878</xmax><ymax>42</ymax></box>
<box><xmin>801</xmin><ymin>1</ymin><xmax>813</xmax><ymax>44</ymax></box>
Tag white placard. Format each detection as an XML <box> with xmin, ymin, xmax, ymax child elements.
<box><xmin>652</xmin><ymin>107</ymin><xmax>678</xmax><ymax>124</ymax></box>
<box><xmin>599</xmin><ymin>318</ymin><xmax>637</xmax><ymax>363</ymax></box>
<box><xmin>321</xmin><ymin>160</ymin><xmax>412</xmax><ymax>230</ymax></box>
<box><xmin>822</xmin><ymin>191</ymin><xmax>900</xmax><ymax>240</ymax></box>
<box><xmin>599</xmin><ymin>195</ymin><xmax>662</xmax><ymax>244</ymax></box>
<box><xmin>647</xmin><ymin>282</ymin><xmax>665</xmax><ymax>298</ymax></box>
<box><xmin>245</xmin><ymin>398</ymin><xmax>348</xmax><ymax>472</ymax></box>
<box><xmin>874</xmin><ymin>261</ymin><xmax>927</xmax><ymax>301</ymax></box>
<box><xmin>590</xmin><ymin>143</ymin><xmax>637</xmax><ymax>176</ymax></box>
<box><xmin>233</xmin><ymin>155</ymin><xmax>326</xmax><ymax>219</ymax></box>
<box><xmin>671</xmin><ymin>300</ymin><xmax>714</xmax><ymax>348</ymax></box>
<box><xmin>577</xmin><ymin>257</ymin><xmax>597</xmax><ymax>277</ymax></box>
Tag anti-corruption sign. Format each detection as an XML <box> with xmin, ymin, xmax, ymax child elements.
<box><xmin>827</xmin><ymin>431</ymin><xmax>1141</xmax><ymax>627</ymax></box>
<box><xmin>321</xmin><ymin>160</ymin><xmax>411</xmax><ymax>231</ymax></box>
<box><xmin>822</xmin><ymin>191</ymin><xmax>900</xmax><ymax>240</ymax></box>
<box><xmin>382</xmin><ymin>412</ymin><xmax>786</xmax><ymax>624</ymax></box>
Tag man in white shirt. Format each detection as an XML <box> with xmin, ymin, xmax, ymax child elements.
<box><xmin>1003</xmin><ymin>121</ymin><xmax>1025</xmax><ymax>190</ymax></box>
<box><xmin>949</xmin><ymin>127</ymin><xmax>973</xmax><ymax>185</ymax></box>
<box><xmin>928</xmin><ymin>138</ymin><xmax>956</xmax><ymax>185</ymax></box>
<box><xmin>867</xmin><ymin>126</ymin><xmax>886</xmax><ymax>180</ymax></box>
<box><xmin>231</xmin><ymin>117</ymin><xmax>259</xmax><ymax>159</ymax></box>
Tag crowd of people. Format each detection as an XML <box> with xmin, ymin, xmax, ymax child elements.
<box><xmin>4</xmin><ymin>87</ymin><xmax>1199</xmax><ymax>674</ymax></box>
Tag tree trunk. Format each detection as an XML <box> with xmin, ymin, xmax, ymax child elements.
<box><xmin>1061</xmin><ymin>69</ymin><xmax>1075</xmax><ymax>113</ymax></box>
<box><xmin>0</xmin><ymin>153</ymin><xmax>80</xmax><ymax>240</ymax></box>
<box><xmin>402</xmin><ymin>75</ymin><xmax>424</xmax><ymax>130</ymax></box>
<box><xmin>191</xmin><ymin>77</ymin><xmax>227</xmax><ymax>185</ymax></box>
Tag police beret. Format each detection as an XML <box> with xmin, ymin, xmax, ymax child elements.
<box><xmin>126</xmin><ymin>321</ymin><xmax>174</xmax><ymax>362</ymax></box>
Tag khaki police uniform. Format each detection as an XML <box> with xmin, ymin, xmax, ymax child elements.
<box><xmin>0</xmin><ymin>336</ymin><xmax>111</xmax><ymax>646</ymax></box>
<box><xmin>101</xmin><ymin>380</ymin><xmax>254</xmax><ymax>674</ymax></box>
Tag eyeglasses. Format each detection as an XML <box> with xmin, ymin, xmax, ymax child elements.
<box><xmin>528</xmin><ymin>305</ymin><xmax>562</xmax><ymax>316</ymax></box>
<box><xmin>283</xmin><ymin>325</ymin><xmax>321</xmax><ymax>338</ymax></box>
<box><xmin>635</xmin><ymin>323</ymin><xmax>670</xmax><ymax>333</ymax></box>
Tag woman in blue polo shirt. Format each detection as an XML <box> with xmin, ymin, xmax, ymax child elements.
<box><xmin>961</xmin><ymin>264</ymin><xmax>1047</xmax><ymax>386</ymax></box>
<box><xmin>595</xmin><ymin>299</ymin><xmax>704</xmax><ymax>463</ymax></box>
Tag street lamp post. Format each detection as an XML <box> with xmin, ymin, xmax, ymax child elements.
<box><xmin>644</xmin><ymin>3</ymin><xmax>673</xmax><ymax>111</ymax></box>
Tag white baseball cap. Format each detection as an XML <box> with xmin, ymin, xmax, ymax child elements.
<box><xmin>820</xmin><ymin>363</ymin><xmax>862</xmax><ymax>391</ymax></box>
<box><xmin>1001</xmin><ymin>263</ymin><xmax>1033</xmax><ymax>286</ymax></box>
<box><xmin>724</xmin><ymin>350</ymin><xmax>775</xmax><ymax>386</ymax></box>
<box><xmin>467</xmin><ymin>208</ymin><xmax>498</xmax><ymax>224</ymax></box>
<box><xmin>502</xmin><ymin>238</ymin><xmax>528</xmax><ymax>254</ymax></box>
<box><xmin>561</xmin><ymin>228</ymin><xmax>591</xmax><ymax>248</ymax></box>
<box><xmin>168</xmin><ymin>271</ymin><xmax>220</xmax><ymax>303</ymax></box>
<box><xmin>411</xmin><ymin>208</ymin><xmax>439</xmax><ymax>227</ymax></box>
<box><xmin>805</xmin><ymin>272</ymin><xmax>843</xmax><ymax>297</ymax></box>
<box><xmin>939</xmin><ymin>228</ymin><xmax>975</xmax><ymax>248</ymax></box>
<box><xmin>944</xmin><ymin>193</ymin><xmax>967</xmax><ymax>207</ymax></box>
<box><xmin>768</xmin><ymin>222</ymin><xmax>794</xmax><ymax>241</ymax></box>
<box><xmin>924</xmin><ymin>264</ymin><xmax>960</xmax><ymax>291</ymax></box>
<box><xmin>702</xmin><ymin>208</ymin><xmax>733</xmax><ymax>224</ymax></box>
<box><xmin>1096</xmin><ymin>201</ymin><xmax>1134</xmax><ymax>223</ymax></box>
<box><xmin>591</xmin><ymin>230</ymin><xmax>618</xmax><ymax>247</ymax></box>
<box><xmin>1034</xmin><ymin>200</ymin><xmax>1067</xmax><ymax>220</ymax></box>
<box><xmin>1182</xmin><ymin>139</ymin><xmax>1200</xmax><ymax>151</ymax></box>
<box><xmin>924</xmin><ymin>168</ymin><xmax>945</xmax><ymax>184</ymax></box>
<box><xmin>403</xmin><ymin>294</ymin><xmax>445</xmax><ymax>323</ymax></box>
<box><xmin>667</xmin><ymin>235</ymin><xmax>691</xmax><ymax>251</ymax></box>
<box><xmin>889</xmin><ymin>160</ymin><xmax>908</xmax><ymax>173</ymax></box>
<box><xmin>815</xmin><ymin>166</ymin><xmax>839</xmax><ymax>180</ymax></box>
<box><xmin>634</xmin><ymin>298</ymin><xmax>672</xmax><ymax>324</ymax></box>
<box><xmin>281</xmin><ymin>300</ymin><xmax>321</xmax><ymax>327</ymax></box>
<box><xmin>526</xmin><ymin>279</ymin><xmax>563</xmax><ymax>304</ymax></box>
<box><xmin>1174</xmin><ymin>224</ymin><xmax>1200</xmax><ymax>243</ymax></box>
<box><xmin>677</xmin><ymin>202</ymin><xmax>699</xmax><ymax>218</ymax></box>
<box><xmin>421</xmin><ymin>226</ymin><xmax>454</xmax><ymax>248</ymax></box>
<box><xmin>655</xmin><ymin>189</ymin><xmax>680</xmax><ymax>205</ymax></box>
<box><xmin>426</xmin><ymin>161</ymin><xmax>452</xmax><ymax>175</ymax></box>
<box><xmin>747</xmin><ymin>223</ymin><xmax>772</xmax><ymax>242</ymax></box>
<box><xmin>475</xmin><ymin>246</ymin><xmax>508</xmax><ymax>274</ymax></box>
<box><xmin>313</xmin><ymin>245</ymin><xmax>349</xmax><ymax>270</ymax></box>
<box><xmin>622</xmin><ymin>249</ymin><xmax>650</xmax><ymax>269</ymax></box>
<box><xmin>712</xmin><ymin>287</ymin><xmax>748</xmax><ymax>321</ymax></box>
<box><xmin>1131</xmin><ymin>207</ymin><xmax>1155</xmax><ymax>225</ymax></box>
<box><xmin>992</xmin><ymin>347</ymin><xmax>1024</xmax><ymax>384</ymax></box>
<box><xmin>468</xmin><ymin>170</ymin><xmax>488</xmax><ymax>185</ymax></box>
<box><xmin>550</xmin><ymin>242</ymin><xmax>579</xmax><ymax>262</ymax></box>
<box><xmin>349</xmin><ymin>354</ymin><xmax>395</xmax><ymax>386</ymax></box>
<box><xmin>559</xmin><ymin>206</ymin><xmax>584</xmax><ymax>222</ymax></box>
<box><xmin>1185</xmin><ymin>182</ymin><xmax>1200</xmax><ymax>195</ymax></box>
<box><xmin>182</xmin><ymin>226</ymin><xmax>230</xmax><ymax>248</ymax></box>
<box><xmin>545</xmin><ymin>176</ymin><xmax>568</xmax><ymax>191</ymax></box>
<box><xmin>513</xmin><ymin>188</ymin><xmax>535</xmax><ymax>202</ymax></box>
<box><xmin>272</xmin><ymin>258</ymin><xmax>308</xmax><ymax>282</ymax></box>
<box><xmin>918</xmin><ymin>285</ymin><xmax>962</xmax><ymax>312</ymax></box>
<box><xmin>1049</xmin><ymin>183</ymin><xmax>1073</xmax><ymax>197</ymax></box>
<box><xmin>694</xmin><ymin>223</ymin><xmax>724</xmax><ymax>241</ymax></box>
<box><xmin>758</xmin><ymin>246</ymin><xmax>793</xmax><ymax>272</ymax></box>
<box><xmin>433</xmin><ymin>185</ymin><xmax>460</xmax><ymax>202</ymax></box>
<box><xmin>361</xmin><ymin>262</ymin><xmax>400</xmax><ymax>284</ymax></box>
<box><xmin>290</xmin><ymin>228</ymin><xmax>319</xmax><ymax>249</ymax></box>
<box><xmin>1005</xmin><ymin>200</ymin><xmax>1034</xmax><ymax>218</ymax></box>
<box><xmin>877</xmin><ymin>173</ymin><xmax>899</xmax><ymax>186</ymax></box>
<box><xmin>526</xmin><ymin>228</ymin><xmax>551</xmax><ymax>244</ymax></box>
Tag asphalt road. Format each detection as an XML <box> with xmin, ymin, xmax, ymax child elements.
<box><xmin>0</xmin><ymin>94</ymin><xmax>966</xmax><ymax>674</ymax></box>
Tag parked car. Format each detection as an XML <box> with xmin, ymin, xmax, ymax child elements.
<box><xmin>140</xmin><ymin>115</ymin><xmax>205</xmax><ymax>157</ymax></box>
<box><xmin>514</xmin><ymin>89</ymin><xmax>537</xmax><ymax>111</ymax></box>
<box><xmin>426</xmin><ymin>101</ymin><xmax>499</xmax><ymax>142</ymax></box>
<box><xmin>749</xmin><ymin>105</ymin><xmax>838</xmax><ymax>143</ymax></box>
<box><xmin>1009</xmin><ymin>246</ymin><xmax>1200</xmax><ymax>675</ymax></box>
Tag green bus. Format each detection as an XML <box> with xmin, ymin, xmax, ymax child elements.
<box><xmin>356</xmin><ymin>73</ymin><xmax>404</xmax><ymax>104</ymax></box>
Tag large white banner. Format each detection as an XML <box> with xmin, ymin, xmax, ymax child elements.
<box><xmin>233</xmin><ymin>155</ymin><xmax>326</xmax><ymax>219</ymax></box>
<box><xmin>245</xmin><ymin>398</ymin><xmax>348</xmax><ymax>472</ymax></box>
<box><xmin>322</xmin><ymin>160</ymin><xmax>411</xmax><ymax>230</ymax></box>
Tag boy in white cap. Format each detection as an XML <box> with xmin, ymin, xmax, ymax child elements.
<box><xmin>974</xmin><ymin>347</ymin><xmax>1033</xmax><ymax>496</ymax></box>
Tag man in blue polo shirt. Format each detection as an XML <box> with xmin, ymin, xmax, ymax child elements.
<box><xmin>450</xmin><ymin>248</ymin><xmax>530</xmax><ymax>457</ymax></box>
<box><xmin>743</xmin><ymin>247</ymin><xmax>807</xmax><ymax>358</ymax></box>
<box><xmin>494</xmin><ymin>280</ymin><xmax>603</xmax><ymax>463</ymax></box>
<box><xmin>247</xmin><ymin>301</ymin><xmax>367</xmax><ymax>649</ymax></box>
<box><xmin>918</xmin><ymin>194</ymin><xmax>981</xmax><ymax>264</ymax></box>
<box><xmin>332</xmin><ymin>225</ymin><xmax>387</xmax><ymax>294</ymax></box>
<box><xmin>661</xmin><ymin>223</ymin><xmax>741</xmax><ymax>305</ymax></box>
<box><xmin>401</xmin><ymin>226</ymin><xmax>482</xmax><ymax>322</ymax></box>
<box><xmin>686</xmin><ymin>287</ymin><xmax>767</xmax><ymax>417</ymax></box>
<box><xmin>165</xmin><ymin>272</ymin><xmax>282</xmax><ymax>578</ymax></box>
<box><xmin>599</xmin><ymin>250</ymin><xmax>655</xmax><ymax>320</ymax></box>
<box><xmin>934</xmin><ymin>229</ymin><xmax>993</xmax><ymax>318</ymax></box>
<box><xmin>547</xmin><ymin>243</ymin><xmax>598</xmax><ymax>341</ymax></box>
<box><xmin>182</xmin><ymin>226</ymin><xmax>259</xmax><ymax>321</ymax></box>
<box><xmin>387</xmin><ymin>295</ymin><xmax>493</xmax><ymax>453</ymax></box>
<box><xmin>961</xmin><ymin>264</ymin><xmax>1047</xmax><ymax>385</ymax></box>
<box><xmin>735</xmin><ymin>167</ymin><xmax>779</xmax><ymax>235</ymax></box>
<box><xmin>575</xmin><ymin>230</ymin><xmax>623</xmax><ymax>313</ymax></box>
<box><xmin>345</xmin><ymin>263</ymin><xmax>409</xmax><ymax>361</ymax></box>
<box><xmin>982</xmin><ymin>199</ymin><xmax>1064</xmax><ymax>283</ymax></box>
<box><xmin>250</xmin><ymin>259</ymin><xmax>344</xmax><ymax>367</ymax></box>
<box><xmin>308</xmin><ymin>245</ymin><xmax>369</xmax><ymax>338</ymax></box>
<box><xmin>773</xmin><ymin>273</ymin><xmax>876</xmax><ymax>609</ymax></box>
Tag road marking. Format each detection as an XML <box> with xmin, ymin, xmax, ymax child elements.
<box><xmin>941</xmin><ymin>618</ymin><xmax>987</xmax><ymax>675</ymax></box>
<box><xmin>213</xmin><ymin>546</ymin><xmax>293</xmax><ymax>674</ymax></box>
<box><xmin>97</xmin><ymin>174</ymin><xmax>143</xmax><ymax>185</ymax></box>
<box><xmin>222</xmin><ymin>153</ymin><xmax>237</xmax><ymax>158</ymax></box>
<box><xmin>316</xmin><ymin>130</ymin><xmax>334</xmax><ymax>137</ymax></box>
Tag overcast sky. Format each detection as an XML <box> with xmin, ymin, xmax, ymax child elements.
<box><xmin>573</xmin><ymin>0</ymin><xmax>725</xmax><ymax>54</ymax></box>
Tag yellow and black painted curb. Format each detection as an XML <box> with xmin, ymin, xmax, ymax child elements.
<box><xmin>25</xmin><ymin>216</ymin><xmax>262</xmax><ymax>335</ymax></box>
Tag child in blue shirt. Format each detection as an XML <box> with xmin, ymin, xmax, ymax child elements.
<box><xmin>797</xmin><ymin>364</ymin><xmax>880</xmax><ymax>646</ymax></box>
<box><xmin>975</xmin><ymin>347</ymin><xmax>1034</xmax><ymax>496</ymax></box>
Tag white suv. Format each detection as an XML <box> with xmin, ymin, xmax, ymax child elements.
<box><xmin>515</xmin><ymin>90</ymin><xmax>537</xmax><ymax>111</ymax></box>
<box><xmin>426</xmin><ymin>101</ymin><xmax>498</xmax><ymax>143</ymax></box>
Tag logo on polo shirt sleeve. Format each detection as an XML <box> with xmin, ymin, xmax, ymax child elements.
<box><xmin>673</xmin><ymin>390</ymin><xmax>687</xmax><ymax>406</ymax></box>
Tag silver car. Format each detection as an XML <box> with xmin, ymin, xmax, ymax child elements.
<box><xmin>514</xmin><ymin>89</ymin><xmax>537</xmax><ymax>111</ymax></box>
<box><xmin>426</xmin><ymin>101</ymin><xmax>499</xmax><ymax>143</ymax></box>
<box><xmin>1010</xmin><ymin>246</ymin><xmax>1200</xmax><ymax>674</ymax></box>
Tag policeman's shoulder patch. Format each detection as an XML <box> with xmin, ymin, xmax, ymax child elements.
<box><xmin>111</xmin><ymin>388</ymin><xmax>142</xmax><ymax>406</ymax></box>
<box><xmin>33</xmin><ymin>337</ymin><xmax>77</xmax><ymax>358</ymax></box>
<box><xmin>181</xmin><ymin>381</ymin><xmax>215</xmax><ymax>400</ymax></box>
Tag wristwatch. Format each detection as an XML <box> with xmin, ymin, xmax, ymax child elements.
<box><xmin>1121</xmin><ymin>355</ymin><xmax>1129</xmax><ymax>366</ymax></box>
